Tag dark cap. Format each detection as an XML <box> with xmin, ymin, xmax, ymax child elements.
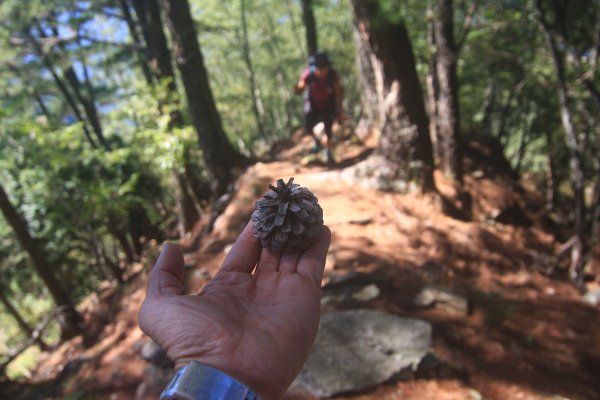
<box><xmin>313</xmin><ymin>51</ymin><xmax>331</xmax><ymax>68</ymax></box>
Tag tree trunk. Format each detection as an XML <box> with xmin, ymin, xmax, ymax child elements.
<box><xmin>301</xmin><ymin>0</ymin><xmax>318</xmax><ymax>55</ymax></box>
<box><xmin>132</xmin><ymin>0</ymin><xmax>178</xmax><ymax>94</ymax></box>
<box><xmin>433</xmin><ymin>0</ymin><xmax>463</xmax><ymax>184</ymax></box>
<box><xmin>264</xmin><ymin>8</ymin><xmax>295</xmax><ymax>134</ymax></box>
<box><xmin>89</xmin><ymin>229</ymin><xmax>124</xmax><ymax>283</ymax></box>
<box><xmin>107</xmin><ymin>218</ymin><xmax>136</xmax><ymax>264</ymax></box>
<box><xmin>0</xmin><ymin>183</ymin><xmax>82</xmax><ymax>340</ymax></box>
<box><xmin>26</xmin><ymin>30</ymin><xmax>97</xmax><ymax>148</ymax></box>
<box><xmin>480</xmin><ymin>75</ymin><xmax>498</xmax><ymax>136</ymax></box>
<box><xmin>174</xmin><ymin>171</ymin><xmax>201</xmax><ymax>237</ymax></box>
<box><xmin>350</xmin><ymin>0</ymin><xmax>436</xmax><ymax>193</ymax></box>
<box><xmin>353</xmin><ymin>19</ymin><xmax>384</xmax><ymax>129</ymax></box>
<box><xmin>284</xmin><ymin>1</ymin><xmax>307</xmax><ymax>60</ymax></box>
<box><xmin>544</xmin><ymin>130</ymin><xmax>558</xmax><ymax>211</ymax></box>
<box><xmin>537</xmin><ymin>0</ymin><xmax>586</xmax><ymax>287</ymax></box>
<box><xmin>62</xmin><ymin>67</ymin><xmax>108</xmax><ymax>150</ymax></box>
<box><xmin>130</xmin><ymin>0</ymin><xmax>206</xmax><ymax>232</ymax></box>
<box><xmin>182</xmin><ymin>144</ymin><xmax>211</xmax><ymax>207</ymax></box>
<box><xmin>119</xmin><ymin>0</ymin><xmax>154</xmax><ymax>85</ymax></box>
<box><xmin>0</xmin><ymin>289</ymin><xmax>47</xmax><ymax>350</ymax></box>
<box><xmin>240</xmin><ymin>0</ymin><xmax>268</xmax><ymax>142</ymax></box>
<box><xmin>128</xmin><ymin>206</ymin><xmax>163</xmax><ymax>256</ymax></box>
<box><xmin>39</xmin><ymin>22</ymin><xmax>109</xmax><ymax>150</ymax></box>
<box><xmin>426</xmin><ymin>2</ymin><xmax>439</xmax><ymax>158</ymax></box>
<box><xmin>160</xmin><ymin>0</ymin><xmax>249</xmax><ymax>197</ymax></box>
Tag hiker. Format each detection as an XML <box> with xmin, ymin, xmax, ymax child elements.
<box><xmin>295</xmin><ymin>51</ymin><xmax>343</xmax><ymax>164</ymax></box>
<box><xmin>139</xmin><ymin>221</ymin><xmax>331</xmax><ymax>400</ymax></box>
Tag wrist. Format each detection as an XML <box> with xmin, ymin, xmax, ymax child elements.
<box><xmin>161</xmin><ymin>361</ymin><xmax>260</xmax><ymax>400</ymax></box>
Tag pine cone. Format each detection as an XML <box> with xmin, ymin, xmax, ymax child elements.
<box><xmin>251</xmin><ymin>177</ymin><xmax>324</xmax><ymax>252</ymax></box>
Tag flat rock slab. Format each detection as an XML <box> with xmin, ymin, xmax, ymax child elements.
<box><xmin>290</xmin><ymin>309</ymin><xmax>432</xmax><ymax>397</ymax></box>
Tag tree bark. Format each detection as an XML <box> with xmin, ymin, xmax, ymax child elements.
<box><xmin>264</xmin><ymin>8</ymin><xmax>295</xmax><ymax>134</ymax></box>
<box><xmin>160</xmin><ymin>0</ymin><xmax>248</xmax><ymax>197</ymax></box>
<box><xmin>132</xmin><ymin>0</ymin><xmax>178</xmax><ymax>95</ymax></box>
<box><xmin>544</xmin><ymin>130</ymin><xmax>559</xmax><ymax>211</ymax></box>
<box><xmin>62</xmin><ymin>67</ymin><xmax>108</xmax><ymax>150</ymax></box>
<box><xmin>426</xmin><ymin>2</ymin><xmax>439</xmax><ymax>159</ymax></box>
<box><xmin>130</xmin><ymin>0</ymin><xmax>206</xmax><ymax>232</ymax></box>
<box><xmin>119</xmin><ymin>0</ymin><xmax>154</xmax><ymax>85</ymax></box>
<box><xmin>301</xmin><ymin>0</ymin><xmax>318</xmax><ymax>56</ymax></box>
<box><xmin>240</xmin><ymin>0</ymin><xmax>268</xmax><ymax>142</ymax></box>
<box><xmin>433</xmin><ymin>0</ymin><xmax>463</xmax><ymax>185</ymax></box>
<box><xmin>174</xmin><ymin>171</ymin><xmax>201</xmax><ymax>237</ymax></box>
<box><xmin>351</xmin><ymin>0</ymin><xmax>436</xmax><ymax>193</ymax></box>
<box><xmin>537</xmin><ymin>0</ymin><xmax>586</xmax><ymax>287</ymax></box>
<box><xmin>89</xmin><ymin>229</ymin><xmax>124</xmax><ymax>283</ymax></box>
<box><xmin>353</xmin><ymin>19</ymin><xmax>384</xmax><ymax>129</ymax></box>
<box><xmin>0</xmin><ymin>183</ymin><xmax>82</xmax><ymax>339</ymax></box>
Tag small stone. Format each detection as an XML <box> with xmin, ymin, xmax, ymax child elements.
<box><xmin>584</xmin><ymin>288</ymin><xmax>600</xmax><ymax>306</ymax></box>
<box><xmin>351</xmin><ymin>284</ymin><xmax>380</xmax><ymax>301</ymax></box>
<box><xmin>414</xmin><ymin>285</ymin><xmax>469</xmax><ymax>314</ymax></box>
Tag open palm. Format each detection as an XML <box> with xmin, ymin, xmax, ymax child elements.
<box><xmin>138</xmin><ymin>222</ymin><xmax>331</xmax><ymax>400</ymax></box>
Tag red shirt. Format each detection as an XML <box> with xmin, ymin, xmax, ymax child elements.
<box><xmin>301</xmin><ymin>67</ymin><xmax>339</xmax><ymax>110</ymax></box>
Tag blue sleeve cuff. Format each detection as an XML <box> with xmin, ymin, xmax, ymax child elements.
<box><xmin>160</xmin><ymin>361</ymin><xmax>259</xmax><ymax>400</ymax></box>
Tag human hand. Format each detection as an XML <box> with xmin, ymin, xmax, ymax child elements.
<box><xmin>138</xmin><ymin>221</ymin><xmax>331</xmax><ymax>400</ymax></box>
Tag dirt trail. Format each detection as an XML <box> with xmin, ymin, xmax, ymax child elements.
<box><xmin>2</xmin><ymin>130</ymin><xmax>600</xmax><ymax>400</ymax></box>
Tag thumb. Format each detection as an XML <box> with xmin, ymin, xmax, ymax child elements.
<box><xmin>147</xmin><ymin>242</ymin><xmax>185</xmax><ymax>298</ymax></box>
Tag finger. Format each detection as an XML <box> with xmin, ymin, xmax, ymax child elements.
<box><xmin>147</xmin><ymin>242</ymin><xmax>185</xmax><ymax>298</ymax></box>
<box><xmin>255</xmin><ymin>246</ymin><xmax>283</xmax><ymax>274</ymax></box>
<box><xmin>279</xmin><ymin>251</ymin><xmax>302</xmax><ymax>274</ymax></box>
<box><xmin>297</xmin><ymin>226</ymin><xmax>331</xmax><ymax>286</ymax></box>
<box><xmin>220</xmin><ymin>221</ymin><xmax>261</xmax><ymax>274</ymax></box>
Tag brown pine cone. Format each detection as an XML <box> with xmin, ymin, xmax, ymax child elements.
<box><xmin>251</xmin><ymin>177</ymin><xmax>324</xmax><ymax>252</ymax></box>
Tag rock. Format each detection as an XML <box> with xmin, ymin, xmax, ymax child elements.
<box><xmin>320</xmin><ymin>272</ymin><xmax>388</xmax><ymax>310</ymax></box>
<box><xmin>414</xmin><ymin>285</ymin><xmax>469</xmax><ymax>314</ymax></box>
<box><xmin>351</xmin><ymin>284</ymin><xmax>380</xmax><ymax>302</ymax></box>
<box><xmin>140</xmin><ymin>340</ymin><xmax>172</xmax><ymax>367</ymax></box>
<box><xmin>584</xmin><ymin>288</ymin><xmax>600</xmax><ymax>306</ymax></box>
<box><xmin>290</xmin><ymin>309</ymin><xmax>432</xmax><ymax>397</ymax></box>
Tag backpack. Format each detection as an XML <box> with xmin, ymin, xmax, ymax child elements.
<box><xmin>305</xmin><ymin>63</ymin><xmax>338</xmax><ymax>110</ymax></box>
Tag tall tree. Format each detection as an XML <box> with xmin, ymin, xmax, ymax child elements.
<box><xmin>351</xmin><ymin>0</ymin><xmax>436</xmax><ymax>193</ymax></box>
<box><xmin>432</xmin><ymin>0</ymin><xmax>463</xmax><ymax>184</ymax></box>
<box><xmin>118</xmin><ymin>0</ymin><xmax>154</xmax><ymax>85</ymax></box>
<box><xmin>160</xmin><ymin>0</ymin><xmax>249</xmax><ymax>197</ymax></box>
<box><xmin>302</xmin><ymin>0</ymin><xmax>318</xmax><ymax>56</ymax></box>
<box><xmin>34</xmin><ymin>18</ymin><xmax>109</xmax><ymax>150</ymax></box>
<box><xmin>536</xmin><ymin>0</ymin><xmax>587</xmax><ymax>287</ymax></box>
<box><xmin>127</xmin><ymin>0</ymin><xmax>202</xmax><ymax>235</ymax></box>
<box><xmin>240</xmin><ymin>0</ymin><xmax>268</xmax><ymax>142</ymax></box>
<box><xmin>0</xmin><ymin>183</ymin><xmax>82</xmax><ymax>340</ymax></box>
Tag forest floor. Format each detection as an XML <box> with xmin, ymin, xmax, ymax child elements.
<box><xmin>1</xmin><ymin>126</ymin><xmax>600</xmax><ymax>400</ymax></box>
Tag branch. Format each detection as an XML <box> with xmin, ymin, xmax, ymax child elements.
<box><xmin>0</xmin><ymin>306</ymin><xmax>66</xmax><ymax>375</ymax></box>
<box><xmin>456</xmin><ymin>0</ymin><xmax>477</xmax><ymax>51</ymax></box>
<box><xmin>10</xmin><ymin>32</ymin><xmax>134</xmax><ymax>50</ymax></box>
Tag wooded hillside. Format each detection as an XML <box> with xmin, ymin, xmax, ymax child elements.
<box><xmin>1</xmin><ymin>0</ymin><xmax>599</xmax><ymax>399</ymax></box>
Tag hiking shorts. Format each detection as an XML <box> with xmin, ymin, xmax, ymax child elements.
<box><xmin>304</xmin><ymin>107</ymin><xmax>336</xmax><ymax>139</ymax></box>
